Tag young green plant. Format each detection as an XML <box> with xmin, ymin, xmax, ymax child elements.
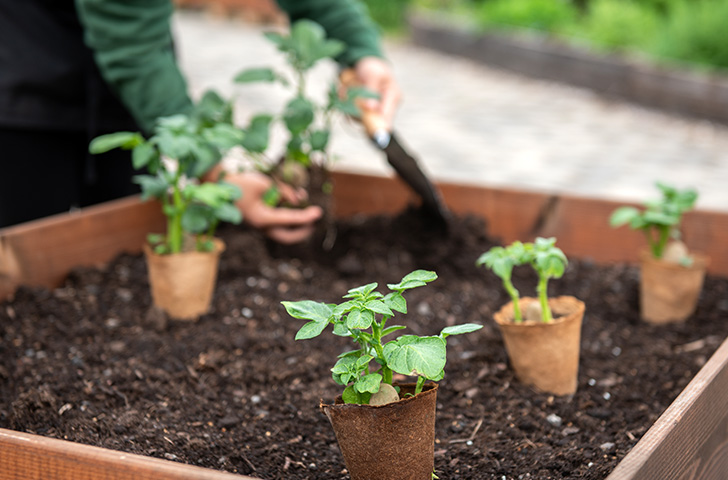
<box><xmin>477</xmin><ymin>237</ymin><xmax>568</xmax><ymax>323</ymax></box>
<box><xmin>609</xmin><ymin>182</ymin><xmax>697</xmax><ymax>261</ymax></box>
<box><xmin>233</xmin><ymin>19</ymin><xmax>374</xmax><ymax>201</ymax></box>
<box><xmin>89</xmin><ymin>91</ymin><xmax>244</xmax><ymax>254</ymax></box>
<box><xmin>282</xmin><ymin>270</ymin><xmax>482</xmax><ymax>405</ymax></box>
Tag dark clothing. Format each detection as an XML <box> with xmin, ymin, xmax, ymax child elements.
<box><xmin>0</xmin><ymin>128</ymin><xmax>138</xmax><ymax>226</ymax></box>
<box><xmin>0</xmin><ymin>1</ymin><xmax>137</xmax><ymax>131</ymax></box>
<box><xmin>0</xmin><ymin>0</ymin><xmax>383</xmax><ymax>227</ymax></box>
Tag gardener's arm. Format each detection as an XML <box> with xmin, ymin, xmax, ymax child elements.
<box><xmin>276</xmin><ymin>0</ymin><xmax>401</xmax><ymax>129</ymax></box>
<box><xmin>75</xmin><ymin>0</ymin><xmax>194</xmax><ymax>133</ymax></box>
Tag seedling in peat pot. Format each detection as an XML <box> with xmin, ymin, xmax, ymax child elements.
<box><xmin>477</xmin><ymin>237</ymin><xmax>568</xmax><ymax>323</ymax></box>
<box><xmin>89</xmin><ymin>92</ymin><xmax>245</xmax><ymax>254</ymax></box>
<box><xmin>282</xmin><ymin>270</ymin><xmax>482</xmax><ymax>404</ymax></box>
<box><xmin>610</xmin><ymin>182</ymin><xmax>697</xmax><ymax>265</ymax></box>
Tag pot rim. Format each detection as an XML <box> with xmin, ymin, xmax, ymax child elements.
<box><xmin>493</xmin><ymin>295</ymin><xmax>585</xmax><ymax>327</ymax></box>
<box><xmin>320</xmin><ymin>381</ymin><xmax>438</xmax><ymax>410</ymax></box>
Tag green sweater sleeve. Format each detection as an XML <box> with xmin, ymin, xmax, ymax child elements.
<box><xmin>75</xmin><ymin>0</ymin><xmax>194</xmax><ymax>133</ymax></box>
<box><xmin>275</xmin><ymin>0</ymin><xmax>384</xmax><ymax>66</ymax></box>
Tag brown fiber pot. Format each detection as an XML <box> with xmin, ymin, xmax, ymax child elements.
<box><xmin>640</xmin><ymin>251</ymin><xmax>708</xmax><ymax>324</ymax></box>
<box><xmin>493</xmin><ymin>296</ymin><xmax>585</xmax><ymax>396</ymax></box>
<box><xmin>143</xmin><ymin>238</ymin><xmax>225</xmax><ymax>321</ymax></box>
<box><xmin>320</xmin><ymin>382</ymin><xmax>438</xmax><ymax>480</ymax></box>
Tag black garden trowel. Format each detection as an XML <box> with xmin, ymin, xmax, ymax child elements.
<box><xmin>341</xmin><ymin>71</ymin><xmax>450</xmax><ymax>230</ymax></box>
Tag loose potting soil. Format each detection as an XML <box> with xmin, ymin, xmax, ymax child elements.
<box><xmin>2</xmin><ymin>208</ymin><xmax>728</xmax><ymax>479</ymax></box>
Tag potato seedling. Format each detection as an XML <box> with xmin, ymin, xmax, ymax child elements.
<box><xmin>282</xmin><ymin>270</ymin><xmax>482</xmax><ymax>405</ymax></box>
<box><xmin>477</xmin><ymin>237</ymin><xmax>568</xmax><ymax>323</ymax></box>
<box><xmin>89</xmin><ymin>92</ymin><xmax>244</xmax><ymax>254</ymax></box>
<box><xmin>233</xmin><ymin>19</ymin><xmax>374</xmax><ymax>202</ymax></box>
<box><xmin>610</xmin><ymin>182</ymin><xmax>697</xmax><ymax>262</ymax></box>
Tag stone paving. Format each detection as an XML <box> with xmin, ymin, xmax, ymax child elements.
<box><xmin>173</xmin><ymin>10</ymin><xmax>728</xmax><ymax>212</ymax></box>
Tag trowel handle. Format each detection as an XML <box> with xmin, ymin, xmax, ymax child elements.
<box><xmin>339</xmin><ymin>68</ymin><xmax>390</xmax><ymax>139</ymax></box>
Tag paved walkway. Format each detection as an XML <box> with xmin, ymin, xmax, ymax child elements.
<box><xmin>173</xmin><ymin>10</ymin><xmax>728</xmax><ymax>212</ymax></box>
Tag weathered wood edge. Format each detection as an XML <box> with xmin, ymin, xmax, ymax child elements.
<box><xmin>408</xmin><ymin>11</ymin><xmax>728</xmax><ymax>125</ymax></box>
<box><xmin>606</xmin><ymin>336</ymin><xmax>728</xmax><ymax>480</ymax></box>
<box><xmin>331</xmin><ymin>172</ymin><xmax>728</xmax><ymax>276</ymax></box>
<box><xmin>1</xmin><ymin>172</ymin><xmax>726</xmax><ymax>303</ymax></box>
<box><xmin>0</xmin><ymin>196</ymin><xmax>166</xmax><ymax>300</ymax></box>
<box><xmin>0</xmin><ymin>428</ymin><xmax>255</xmax><ymax>480</ymax></box>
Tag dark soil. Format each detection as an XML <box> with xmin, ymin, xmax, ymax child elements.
<box><xmin>2</xmin><ymin>208</ymin><xmax>728</xmax><ymax>479</ymax></box>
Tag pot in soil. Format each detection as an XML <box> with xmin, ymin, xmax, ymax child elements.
<box><xmin>478</xmin><ymin>237</ymin><xmax>583</xmax><ymax>395</ymax></box>
<box><xmin>144</xmin><ymin>238</ymin><xmax>225</xmax><ymax>321</ymax></box>
<box><xmin>639</xmin><ymin>249</ymin><xmax>708</xmax><ymax>324</ymax></box>
<box><xmin>321</xmin><ymin>382</ymin><xmax>438</xmax><ymax>480</ymax></box>
<box><xmin>493</xmin><ymin>296</ymin><xmax>585</xmax><ymax>395</ymax></box>
<box><xmin>610</xmin><ymin>182</ymin><xmax>705</xmax><ymax>324</ymax></box>
<box><xmin>89</xmin><ymin>96</ymin><xmax>246</xmax><ymax>320</ymax></box>
<box><xmin>282</xmin><ymin>270</ymin><xmax>482</xmax><ymax>478</ymax></box>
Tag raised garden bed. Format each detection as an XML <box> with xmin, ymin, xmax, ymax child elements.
<box><xmin>408</xmin><ymin>11</ymin><xmax>728</xmax><ymax>126</ymax></box>
<box><xmin>2</xmin><ymin>172</ymin><xmax>728</xmax><ymax>479</ymax></box>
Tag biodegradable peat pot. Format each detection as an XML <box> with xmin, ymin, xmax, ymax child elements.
<box><xmin>143</xmin><ymin>238</ymin><xmax>225</xmax><ymax>321</ymax></box>
<box><xmin>494</xmin><ymin>296</ymin><xmax>585</xmax><ymax>396</ymax></box>
<box><xmin>640</xmin><ymin>251</ymin><xmax>709</xmax><ymax>324</ymax></box>
<box><xmin>320</xmin><ymin>382</ymin><xmax>438</xmax><ymax>480</ymax></box>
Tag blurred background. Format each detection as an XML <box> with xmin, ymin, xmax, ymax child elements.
<box><xmin>172</xmin><ymin>0</ymin><xmax>728</xmax><ymax>211</ymax></box>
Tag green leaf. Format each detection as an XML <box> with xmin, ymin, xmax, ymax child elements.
<box><xmin>346</xmin><ymin>308</ymin><xmax>374</xmax><ymax>330</ymax></box>
<box><xmin>331</xmin><ymin>356</ymin><xmax>357</xmax><ymax>374</ymax></box>
<box><xmin>387</xmin><ymin>270</ymin><xmax>437</xmax><ymax>291</ymax></box>
<box><xmin>241</xmin><ymin>115</ymin><xmax>272</xmax><ymax>153</ymax></box>
<box><xmin>281</xmin><ymin>300</ymin><xmax>333</xmax><ymax>323</ymax></box>
<box><xmin>383</xmin><ymin>335</ymin><xmax>447</xmax><ymax>379</ymax></box>
<box><xmin>133</xmin><ymin>174</ymin><xmax>168</xmax><ymax>201</ymax></box>
<box><xmin>333</xmin><ymin>300</ymin><xmax>359</xmax><ymax>316</ymax></box>
<box><xmin>333</xmin><ymin>321</ymin><xmax>351</xmax><ymax>337</ymax></box>
<box><xmin>283</xmin><ymin>97</ymin><xmax>315</xmax><ymax>136</ymax></box>
<box><xmin>364</xmin><ymin>299</ymin><xmax>394</xmax><ymax>317</ymax></box>
<box><xmin>342</xmin><ymin>385</ymin><xmax>371</xmax><ymax>405</ymax></box>
<box><xmin>295</xmin><ymin>320</ymin><xmax>329</xmax><ymax>340</ymax></box>
<box><xmin>383</xmin><ymin>292</ymin><xmax>407</xmax><ymax>313</ymax></box>
<box><xmin>131</xmin><ymin>142</ymin><xmax>157</xmax><ymax>170</ymax></box>
<box><xmin>309</xmin><ymin>129</ymin><xmax>330</xmax><ymax>152</ymax></box>
<box><xmin>89</xmin><ymin>132</ymin><xmax>144</xmax><ymax>154</ymax></box>
<box><xmin>441</xmin><ymin>324</ymin><xmax>483</xmax><ymax>338</ymax></box>
<box><xmin>344</xmin><ymin>282</ymin><xmax>378</xmax><ymax>299</ymax></box>
<box><xmin>234</xmin><ymin>67</ymin><xmax>279</xmax><ymax>84</ymax></box>
<box><xmin>214</xmin><ymin>203</ymin><xmax>242</xmax><ymax>224</ymax></box>
<box><xmin>181</xmin><ymin>204</ymin><xmax>212</xmax><ymax>233</ymax></box>
<box><xmin>203</xmin><ymin>123</ymin><xmax>245</xmax><ymax>150</ymax></box>
<box><xmin>609</xmin><ymin>206</ymin><xmax>640</xmax><ymax>227</ymax></box>
<box><xmin>355</xmin><ymin>373</ymin><xmax>383</xmax><ymax>394</ymax></box>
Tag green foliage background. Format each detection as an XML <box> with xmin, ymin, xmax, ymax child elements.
<box><xmin>402</xmin><ymin>0</ymin><xmax>728</xmax><ymax>71</ymax></box>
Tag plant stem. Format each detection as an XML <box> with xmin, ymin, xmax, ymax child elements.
<box><xmin>537</xmin><ymin>276</ymin><xmax>552</xmax><ymax>323</ymax></box>
<box><xmin>168</xmin><ymin>173</ymin><xmax>184</xmax><ymax>254</ymax></box>
<box><xmin>371</xmin><ymin>321</ymin><xmax>393</xmax><ymax>384</ymax></box>
<box><xmin>504</xmin><ymin>278</ymin><xmax>522</xmax><ymax>323</ymax></box>
<box><xmin>415</xmin><ymin>376</ymin><xmax>426</xmax><ymax>395</ymax></box>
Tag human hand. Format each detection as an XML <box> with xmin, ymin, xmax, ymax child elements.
<box><xmin>224</xmin><ymin>170</ymin><xmax>323</xmax><ymax>244</ymax></box>
<box><xmin>352</xmin><ymin>56</ymin><xmax>402</xmax><ymax>131</ymax></box>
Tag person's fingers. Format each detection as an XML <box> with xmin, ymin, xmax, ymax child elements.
<box><xmin>266</xmin><ymin>224</ymin><xmax>316</xmax><ymax>244</ymax></box>
<box><xmin>276</xmin><ymin>181</ymin><xmax>308</xmax><ymax>205</ymax></box>
<box><xmin>377</xmin><ymin>80</ymin><xmax>401</xmax><ymax>129</ymax></box>
<box><xmin>246</xmin><ymin>204</ymin><xmax>323</xmax><ymax>229</ymax></box>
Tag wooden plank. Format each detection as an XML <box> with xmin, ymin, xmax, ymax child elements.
<box><xmin>606</xmin><ymin>336</ymin><xmax>728</xmax><ymax>480</ymax></box>
<box><xmin>0</xmin><ymin>428</ymin><xmax>255</xmax><ymax>480</ymax></box>
<box><xmin>332</xmin><ymin>172</ymin><xmax>728</xmax><ymax>276</ymax></box>
<box><xmin>0</xmin><ymin>196</ymin><xmax>165</xmax><ymax>300</ymax></box>
<box><xmin>1</xmin><ymin>173</ymin><xmax>726</xmax><ymax>302</ymax></box>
